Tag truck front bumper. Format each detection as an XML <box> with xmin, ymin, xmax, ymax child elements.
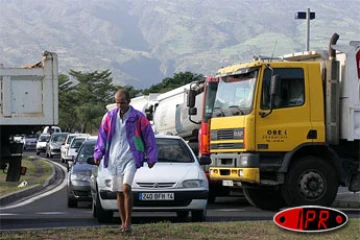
<box><xmin>209</xmin><ymin>167</ymin><xmax>260</xmax><ymax>183</ymax></box>
<box><xmin>210</xmin><ymin>152</ymin><xmax>260</xmax><ymax>183</ymax></box>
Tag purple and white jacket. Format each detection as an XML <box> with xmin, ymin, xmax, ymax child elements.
<box><xmin>94</xmin><ymin>106</ymin><xmax>158</xmax><ymax>168</ymax></box>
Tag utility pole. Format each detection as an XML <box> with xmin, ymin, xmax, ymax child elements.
<box><xmin>295</xmin><ymin>8</ymin><xmax>316</xmax><ymax>51</ymax></box>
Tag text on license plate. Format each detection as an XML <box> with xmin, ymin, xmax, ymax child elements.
<box><xmin>139</xmin><ymin>193</ymin><xmax>174</xmax><ymax>201</ymax></box>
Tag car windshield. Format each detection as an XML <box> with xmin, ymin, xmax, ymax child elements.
<box><xmin>76</xmin><ymin>142</ymin><xmax>96</xmax><ymax>163</ymax></box>
<box><xmin>156</xmin><ymin>138</ymin><xmax>194</xmax><ymax>163</ymax></box>
<box><xmin>67</xmin><ymin>135</ymin><xmax>77</xmax><ymax>144</ymax></box>
<box><xmin>71</xmin><ymin>138</ymin><xmax>85</xmax><ymax>148</ymax></box>
<box><xmin>52</xmin><ymin>134</ymin><xmax>67</xmax><ymax>143</ymax></box>
<box><xmin>39</xmin><ymin>135</ymin><xmax>50</xmax><ymax>142</ymax></box>
<box><xmin>213</xmin><ymin>69</ymin><xmax>258</xmax><ymax>117</ymax></box>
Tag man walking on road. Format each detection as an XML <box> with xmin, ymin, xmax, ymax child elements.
<box><xmin>94</xmin><ymin>89</ymin><xmax>158</xmax><ymax>233</ymax></box>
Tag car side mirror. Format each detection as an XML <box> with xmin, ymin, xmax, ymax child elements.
<box><xmin>87</xmin><ymin>157</ymin><xmax>96</xmax><ymax>165</ymax></box>
<box><xmin>198</xmin><ymin>156</ymin><xmax>211</xmax><ymax>165</ymax></box>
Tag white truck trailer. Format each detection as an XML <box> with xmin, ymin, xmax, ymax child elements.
<box><xmin>0</xmin><ymin>51</ymin><xmax>59</xmax><ymax>182</ymax></box>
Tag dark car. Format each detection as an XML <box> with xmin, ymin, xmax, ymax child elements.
<box><xmin>67</xmin><ymin>139</ymin><xmax>97</xmax><ymax>208</ymax></box>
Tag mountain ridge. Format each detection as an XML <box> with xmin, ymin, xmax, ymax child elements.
<box><xmin>0</xmin><ymin>0</ymin><xmax>359</xmax><ymax>89</ymax></box>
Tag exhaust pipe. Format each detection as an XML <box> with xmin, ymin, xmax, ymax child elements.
<box><xmin>329</xmin><ymin>33</ymin><xmax>340</xmax><ymax>60</ymax></box>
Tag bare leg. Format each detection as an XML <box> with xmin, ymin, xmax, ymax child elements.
<box><xmin>122</xmin><ymin>183</ymin><xmax>133</xmax><ymax>230</ymax></box>
<box><xmin>117</xmin><ymin>192</ymin><xmax>126</xmax><ymax>230</ymax></box>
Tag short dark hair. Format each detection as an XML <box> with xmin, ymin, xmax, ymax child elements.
<box><xmin>115</xmin><ymin>89</ymin><xmax>130</xmax><ymax>101</ymax></box>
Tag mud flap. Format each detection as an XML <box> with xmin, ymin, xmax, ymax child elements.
<box><xmin>349</xmin><ymin>169</ymin><xmax>360</xmax><ymax>192</ymax></box>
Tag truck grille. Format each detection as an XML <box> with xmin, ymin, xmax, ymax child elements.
<box><xmin>211</xmin><ymin>143</ymin><xmax>244</xmax><ymax>150</ymax></box>
<box><xmin>216</xmin><ymin>130</ymin><xmax>234</xmax><ymax>140</ymax></box>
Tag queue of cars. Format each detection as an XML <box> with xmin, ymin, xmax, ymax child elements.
<box><xmin>29</xmin><ymin>129</ymin><xmax>210</xmax><ymax>223</ymax></box>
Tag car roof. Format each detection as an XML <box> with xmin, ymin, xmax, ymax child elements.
<box><xmin>155</xmin><ymin>134</ymin><xmax>183</xmax><ymax>140</ymax></box>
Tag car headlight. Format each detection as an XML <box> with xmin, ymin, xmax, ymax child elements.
<box><xmin>181</xmin><ymin>179</ymin><xmax>203</xmax><ymax>188</ymax></box>
<box><xmin>71</xmin><ymin>172</ymin><xmax>90</xmax><ymax>182</ymax></box>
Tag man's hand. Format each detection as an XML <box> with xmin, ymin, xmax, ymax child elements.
<box><xmin>148</xmin><ymin>162</ymin><xmax>155</xmax><ymax>169</ymax></box>
<box><xmin>94</xmin><ymin>158</ymin><xmax>100</xmax><ymax>166</ymax></box>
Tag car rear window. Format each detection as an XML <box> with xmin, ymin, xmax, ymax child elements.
<box><xmin>156</xmin><ymin>138</ymin><xmax>194</xmax><ymax>163</ymax></box>
<box><xmin>71</xmin><ymin>138</ymin><xmax>85</xmax><ymax>148</ymax></box>
<box><xmin>76</xmin><ymin>142</ymin><xmax>96</xmax><ymax>163</ymax></box>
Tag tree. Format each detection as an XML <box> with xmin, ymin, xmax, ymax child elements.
<box><xmin>142</xmin><ymin>71</ymin><xmax>204</xmax><ymax>94</ymax></box>
<box><xmin>58</xmin><ymin>74</ymin><xmax>80</xmax><ymax>132</ymax></box>
<box><xmin>69</xmin><ymin>69</ymin><xmax>118</xmax><ymax>133</ymax></box>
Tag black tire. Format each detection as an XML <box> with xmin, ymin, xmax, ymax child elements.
<box><xmin>36</xmin><ymin>152</ymin><xmax>40</xmax><ymax>156</ymax></box>
<box><xmin>243</xmin><ymin>187</ymin><xmax>287</xmax><ymax>211</ymax></box>
<box><xmin>92</xmin><ymin>199</ymin><xmax>97</xmax><ymax>218</ymax></box>
<box><xmin>176</xmin><ymin>211</ymin><xmax>189</xmax><ymax>221</ymax></box>
<box><xmin>282</xmin><ymin>156</ymin><xmax>339</xmax><ymax>207</ymax></box>
<box><xmin>208</xmin><ymin>192</ymin><xmax>216</xmax><ymax>204</ymax></box>
<box><xmin>191</xmin><ymin>209</ymin><xmax>206</xmax><ymax>222</ymax></box>
<box><xmin>49</xmin><ymin>153</ymin><xmax>53</xmax><ymax>158</ymax></box>
<box><xmin>67</xmin><ymin>197</ymin><xmax>77</xmax><ymax>208</ymax></box>
<box><xmin>95</xmin><ymin>192</ymin><xmax>113</xmax><ymax>223</ymax></box>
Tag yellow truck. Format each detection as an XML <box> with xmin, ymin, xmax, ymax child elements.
<box><xmin>209</xmin><ymin>33</ymin><xmax>360</xmax><ymax>210</ymax></box>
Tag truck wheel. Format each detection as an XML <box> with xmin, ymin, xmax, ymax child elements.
<box><xmin>282</xmin><ymin>156</ymin><xmax>338</xmax><ymax>207</ymax></box>
<box><xmin>95</xmin><ymin>192</ymin><xmax>113</xmax><ymax>223</ymax></box>
<box><xmin>243</xmin><ymin>188</ymin><xmax>286</xmax><ymax>211</ymax></box>
<box><xmin>208</xmin><ymin>193</ymin><xmax>216</xmax><ymax>204</ymax></box>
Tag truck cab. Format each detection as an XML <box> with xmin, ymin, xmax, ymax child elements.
<box><xmin>209</xmin><ymin>35</ymin><xmax>360</xmax><ymax>210</ymax></box>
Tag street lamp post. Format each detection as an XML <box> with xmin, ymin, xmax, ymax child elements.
<box><xmin>295</xmin><ymin>8</ymin><xmax>316</xmax><ymax>51</ymax></box>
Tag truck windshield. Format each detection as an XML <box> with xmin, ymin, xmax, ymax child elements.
<box><xmin>213</xmin><ymin>70</ymin><xmax>257</xmax><ymax>117</ymax></box>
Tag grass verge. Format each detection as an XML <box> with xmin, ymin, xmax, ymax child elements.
<box><xmin>0</xmin><ymin>156</ymin><xmax>52</xmax><ymax>197</ymax></box>
<box><xmin>0</xmin><ymin>219</ymin><xmax>359</xmax><ymax>240</ymax></box>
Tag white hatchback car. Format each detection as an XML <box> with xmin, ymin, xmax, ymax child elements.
<box><xmin>90</xmin><ymin>135</ymin><xmax>209</xmax><ymax>223</ymax></box>
<box><xmin>61</xmin><ymin>133</ymin><xmax>89</xmax><ymax>163</ymax></box>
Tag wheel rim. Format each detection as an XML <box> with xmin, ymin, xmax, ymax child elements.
<box><xmin>298</xmin><ymin>170</ymin><xmax>325</xmax><ymax>199</ymax></box>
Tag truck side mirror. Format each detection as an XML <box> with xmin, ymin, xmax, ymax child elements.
<box><xmin>187</xmin><ymin>89</ymin><xmax>196</xmax><ymax>108</ymax></box>
<box><xmin>260</xmin><ymin>75</ymin><xmax>281</xmax><ymax>118</ymax></box>
<box><xmin>270</xmin><ymin>75</ymin><xmax>281</xmax><ymax>108</ymax></box>
<box><xmin>188</xmin><ymin>107</ymin><xmax>197</xmax><ymax>116</ymax></box>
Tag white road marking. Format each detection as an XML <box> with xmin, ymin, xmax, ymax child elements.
<box><xmin>0</xmin><ymin>213</ymin><xmax>18</xmax><ymax>216</ymax></box>
<box><xmin>0</xmin><ymin>160</ymin><xmax>68</xmax><ymax>210</ymax></box>
<box><xmin>36</xmin><ymin>212</ymin><xmax>66</xmax><ymax>215</ymax></box>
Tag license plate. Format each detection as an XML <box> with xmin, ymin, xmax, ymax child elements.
<box><xmin>222</xmin><ymin>180</ymin><xmax>234</xmax><ymax>187</ymax></box>
<box><xmin>139</xmin><ymin>192</ymin><xmax>174</xmax><ymax>201</ymax></box>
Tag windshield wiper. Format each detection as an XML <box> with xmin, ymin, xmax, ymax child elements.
<box><xmin>229</xmin><ymin>105</ymin><xmax>244</xmax><ymax>115</ymax></box>
<box><xmin>213</xmin><ymin>107</ymin><xmax>225</xmax><ymax>117</ymax></box>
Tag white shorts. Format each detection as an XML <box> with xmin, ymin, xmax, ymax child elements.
<box><xmin>110</xmin><ymin>171</ymin><xmax>136</xmax><ymax>192</ymax></box>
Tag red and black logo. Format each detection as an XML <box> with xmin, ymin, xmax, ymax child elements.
<box><xmin>273</xmin><ymin>206</ymin><xmax>348</xmax><ymax>233</ymax></box>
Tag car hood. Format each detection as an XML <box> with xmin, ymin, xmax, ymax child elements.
<box><xmin>51</xmin><ymin>142</ymin><xmax>62</xmax><ymax>148</ymax></box>
<box><xmin>134</xmin><ymin>163</ymin><xmax>201</xmax><ymax>184</ymax></box>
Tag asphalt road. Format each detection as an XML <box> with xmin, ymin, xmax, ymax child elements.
<box><xmin>0</xmin><ymin>151</ymin><xmax>359</xmax><ymax>231</ymax></box>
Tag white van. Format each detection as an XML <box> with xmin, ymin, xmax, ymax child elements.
<box><xmin>43</xmin><ymin>126</ymin><xmax>62</xmax><ymax>134</ymax></box>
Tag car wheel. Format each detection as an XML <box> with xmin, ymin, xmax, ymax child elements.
<box><xmin>36</xmin><ymin>151</ymin><xmax>40</xmax><ymax>156</ymax></box>
<box><xmin>95</xmin><ymin>192</ymin><xmax>113</xmax><ymax>223</ymax></box>
<box><xmin>92</xmin><ymin>199</ymin><xmax>97</xmax><ymax>218</ymax></box>
<box><xmin>176</xmin><ymin>211</ymin><xmax>189</xmax><ymax>221</ymax></box>
<box><xmin>61</xmin><ymin>158</ymin><xmax>64</xmax><ymax>163</ymax></box>
<box><xmin>67</xmin><ymin>197</ymin><xmax>77</xmax><ymax>208</ymax></box>
<box><xmin>191</xmin><ymin>209</ymin><xmax>206</xmax><ymax>222</ymax></box>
